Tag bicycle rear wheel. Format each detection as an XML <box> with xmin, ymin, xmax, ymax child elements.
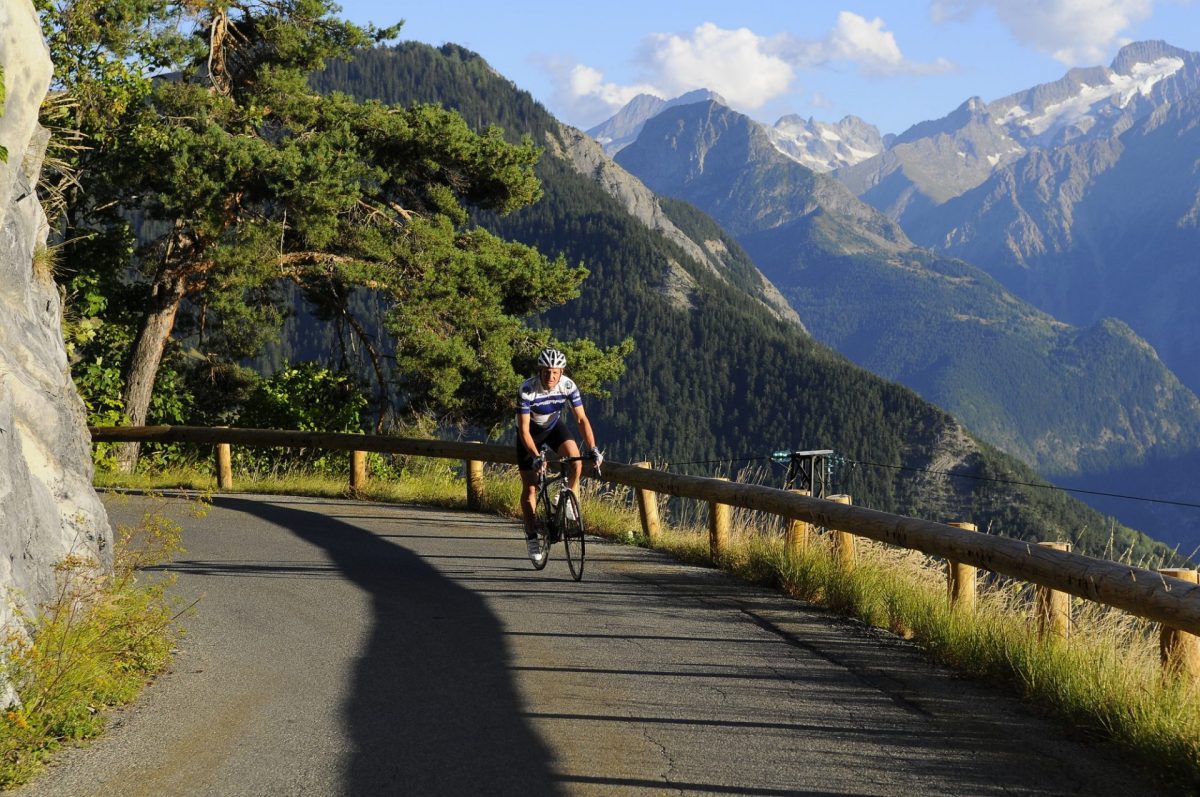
<box><xmin>559</xmin><ymin>489</ymin><xmax>585</xmax><ymax>581</ymax></box>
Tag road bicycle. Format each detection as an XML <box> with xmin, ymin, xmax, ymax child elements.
<box><xmin>531</xmin><ymin>448</ymin><xmax>600</xmax><ymax>581</ymax></box>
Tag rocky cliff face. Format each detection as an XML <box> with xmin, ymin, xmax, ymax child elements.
<box><xmin>0</xmin><ymin>0</ymin><xmax>111</xmax><ymax>640</ymax></box>
<box><xmin>548</xmin><ymin>120</ymin><xmax>804</xmax><ymax>328</ymax></box>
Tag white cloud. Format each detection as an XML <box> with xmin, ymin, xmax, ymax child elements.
<box><xmin>542</xmin><ymin>56</ymin><xmax>664</xmax><ymax>127</ymax></box>
<box><xmin>640</xmin><ymin>23</ymin><xmax>794</xmax><ymax>108</ymax></box>
<box><xmin>826</xmin><ymin>12</ymin><xmax>907</xmax><ymax>73</ymax></box>
<box><xmin>777</xmin><ymin>12</ymin><xmax>956</xmax><ymax>76</ymax></box>
<box><xmin>931</xmin><ymin>0</ymin><xmax>1155</xmax><ymax>64</ymax></box>
<box><xmin>549</xmin><ymin>16</ymin><xmax>953</xmax><ymax>126</ymax></box>
<box><xmin>568</xmin><ymin>64</ymin><xmax>661</xmax><ymax>109</ymax></box>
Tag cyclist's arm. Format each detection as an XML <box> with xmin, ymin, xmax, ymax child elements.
<box><xmin>572</xmin><ymin>404</ymin><xmax>597</xmax><ymax>451</ymax></box>
<box><xmin>517</xmin><ymin>412</ymin><xmax>540</xmax><ymax>460</ymax></box>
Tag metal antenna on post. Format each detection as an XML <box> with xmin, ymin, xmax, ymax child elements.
<box><xmin>773</xmin><ymin>449</ymin><xmax>834</xmax><ymax>498</ymax></box>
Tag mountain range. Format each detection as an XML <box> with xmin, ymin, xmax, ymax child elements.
<box><xmin>305</xmin><ymin>41</ymin><xmax>1181</xmax><ymax>562</ymax></box>
<box><xmin>610</xmin><ymin>99</ymin><xmax>1200</xmax><ymax>475</ymax></box>
<box><xmin>592</xmin><ymin>40</ymin><xmax>1200</xmax><ymax>549</ymax></box>
<box><xmin>827</xmin><ymin>41</ymin><xmax>1200</xmax><ymax>393</ymax></box>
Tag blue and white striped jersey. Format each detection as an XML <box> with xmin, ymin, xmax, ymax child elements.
<box><xmin>518</xmin><ymin>375</ymin><xmax>582</xmax><ymax>434</ymax></box>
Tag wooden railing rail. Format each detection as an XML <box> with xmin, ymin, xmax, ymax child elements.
<box><xmin>90</xmin><ymin>425</ymin><xmax>1200</xmax><ymax>638</ymax></box>
<box><xmin>90</xmin><ymin>424</ymin><xmax>519</xmax><ymax>464</ymax></box>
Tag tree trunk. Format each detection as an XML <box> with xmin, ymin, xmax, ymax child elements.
<box><xmin>115</xmin><ymin>272</ymin><xmax>188</xmax><ymax>472</ymax></box>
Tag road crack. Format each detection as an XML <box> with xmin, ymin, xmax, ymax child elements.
<box><xmin>641</xmin><ymin>726</ymin><xmax>684</xmax><ymax>795</ymax></box>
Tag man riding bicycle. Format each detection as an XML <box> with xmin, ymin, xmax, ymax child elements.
<box><xmin>517</xmin><ymin>348</ymin><xmax>603</xmax><ymax>567</ymax></box>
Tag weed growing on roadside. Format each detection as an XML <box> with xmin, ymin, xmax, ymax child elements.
<box><xmin>0</xmin><ymin>496</ymin><xmax>192</xmax><ymax>788</ymax></box>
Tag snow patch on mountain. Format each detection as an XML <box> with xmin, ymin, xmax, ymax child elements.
<box><xmin>1002</xmin><ymin>57</ymin><xmax>1184</xmax><ymax>145</ymax></box>
<box><xmin>769</xmin><ymin>114</ymin><xmax>883</xmax><ymax>172</ymax></box>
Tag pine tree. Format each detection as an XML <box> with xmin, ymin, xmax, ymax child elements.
<box><xmin>39</xmin><ymin>0</ymin><xmax>627</xmax><ymax>467</ymax></box>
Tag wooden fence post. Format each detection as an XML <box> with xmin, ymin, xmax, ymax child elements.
<box><xmin>947</xmin><ymin>522</ymin><xmax>978</xmax><ymax>614</ymax></box>
<box><xmin>1158</xmin><ymin>568</ymin><xmax>1200</xmax><ymax>680</ymax></box>
<box><xmin>464</xmin><ymin>444</ymin><xmax>485</xmax><ymax>511</ymax></box>
<box><xmin>349</xmin><ymin>450</ymin><xmax>368</xmax><ymax>498</ymax></box>
<box><xmin>1036</xmin><ymin>542</ymin><xmax>1072</xmax><ymax>640</ymax></box>
<box><xmin>215</xmin><ymin>442</ymin><xmax>233</xmax><ymax>491</ymax></box>
<box><xmin>785</xmin><ymin>489</ymin><xmax>811</xmax><ymax>557</ymax></box>
<box><xmin>828</xmin><ymin>494</ymin><xmax>854</xmax><ymax>568</ymax></box>
<box><xmin>709</xmin><ymin>477</ymin><xmax>731</xmax><ymax>560</ymax></box>
<box><xmin>633</xmin><ymin>462</ymin><xmax>662</xmax><ymax>543</ymax></box>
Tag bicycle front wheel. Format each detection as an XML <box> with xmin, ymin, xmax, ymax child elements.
<box><xmin>531</xmin><ymin>487</ymin><xmax>554</xmax><ymax>569</ymax></box>
<box><xmin>558</xmin><ymin>489</ymin><xmax>585</xmax><ymax>581</ymax></box>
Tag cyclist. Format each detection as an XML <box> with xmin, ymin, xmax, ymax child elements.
<box><xmin>517</xmin><ymin>347</ymin><xmax>603</xmax><ymax>566</ymax></box>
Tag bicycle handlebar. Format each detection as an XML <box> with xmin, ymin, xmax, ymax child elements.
<box><xmin>535</xmin><ymin>447</ymin><xmax>602</xmax><ymax>478</ymax></box>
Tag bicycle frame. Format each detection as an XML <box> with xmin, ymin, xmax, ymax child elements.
<box><xmin>533</xmin><ymin>449</ymin><xmax>600</xmax><ymax>503</ymax></box>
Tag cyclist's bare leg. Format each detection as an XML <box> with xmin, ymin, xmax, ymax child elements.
<box><xmin>558</xmin><ymin>439</ymin><xmax>583</xmax><ymax>492</ymax></box>
<box><xmin>519</xmin><ymin>469</ymin><xmax>539</xmax><ymax>536</ymax></box>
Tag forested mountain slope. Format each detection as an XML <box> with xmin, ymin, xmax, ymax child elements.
<box><xmin>307</xmin><ymin>42</ymin><xmax>1182</xmax><ymax>562</ymax></box>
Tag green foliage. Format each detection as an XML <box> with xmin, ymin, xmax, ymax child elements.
<box><xmin>34</xmin><ymin>0</ymin><xmax>198</xmax><ymax>146</ymax></box>
<box><xmin>0</xmin><ymin>500</ymin><xmax>186</xmax><ymax>788</ymax></box>
<box><xmin>238</xmin><ymin>362</ymin><xmax>365</xmax><ymax>432</ymax></box>
<box><xmin>62</xmin><ymin>269</ymin><xmax>198</xmax><ymax>470</ymax></box>
<box><xmin>233</xmin><ymin>362</ymin><xmax>365</xmax><ymax>475</ymax></box>
<box><xmin>42</xmin><ymin>0</ymin><xmax>624</xmax><ymax>453</ymax></box>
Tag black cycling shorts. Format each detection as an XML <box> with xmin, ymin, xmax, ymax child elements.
<box><xmin>516</xmin><ymin>422</ymin><xmax>571</xmax><ymax>471</ymax></box>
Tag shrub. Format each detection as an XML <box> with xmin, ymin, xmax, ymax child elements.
<box><xmin>0</xmin><ymin>498</ymin><xmax>190</xmax><ymax>787</ymax></box>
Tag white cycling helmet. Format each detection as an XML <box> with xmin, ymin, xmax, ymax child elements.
<box><xmin>537</xmin><ymin>347</ymin><xmax>567</xmax><ymax>369</ymax></box>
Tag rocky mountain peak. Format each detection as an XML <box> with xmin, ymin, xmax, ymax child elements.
<box><xmin>840</xmin><ymin>40</ymin><xmax>1200</xmax><ymax>227</ymax></box>
<box><xmin>588</xmin><ymin>88</ymin><xmax>728</xmax><ymax>155</ymax></box>
<box><xmin>770</xmin><ymin>114</ymin><xmax>883</xmax><ymax>172</ymax></box>
<box><xmin>892</xmin><ymin>95</ymin><xmax>993</xmax><ymax>147</ymax></box>
<box><xmin>1110</xmin><ymin>40</ymin><xmax>1195</xmax><ymax>74</ymax></box>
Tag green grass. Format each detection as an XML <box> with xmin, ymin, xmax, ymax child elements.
<box><xmin>97</xmin><ymin>461</ymin><xmax>1200</xmax><ymax>789</ymax></box>
<box><xmin>0</xmin><ymin>495</ymin><xmax>190</xmax><ymax>788</ymax></box>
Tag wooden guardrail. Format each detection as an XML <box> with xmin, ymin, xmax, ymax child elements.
<box><xmin>91</xmin><ymin>425</ymin><xmax>1200</xmax><ymax>653</ymax></box>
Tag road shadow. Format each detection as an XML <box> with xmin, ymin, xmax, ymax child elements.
<box><xmin>212</xmin><ymin>497</ymin><xmax>561</xmax><ymax>796</ymax></box>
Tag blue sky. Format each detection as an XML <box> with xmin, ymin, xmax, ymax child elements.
<box><xmin>333</xmin><ymin>1</ymin><xmax>1200</xmax><ymax>136</ymax></box>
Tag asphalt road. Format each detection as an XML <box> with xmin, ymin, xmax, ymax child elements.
<box><xmin>16</xmin><ymin>492</ymin><xmax>1180</xmax><ymax>796</ymax></box>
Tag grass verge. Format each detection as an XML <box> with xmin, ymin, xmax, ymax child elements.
<box><xmin>0</xmin><ymin>496</ymin><xmax>193</xmax><ymax>788</ymax></box>
<box><xmin>99</xmin><ymin>463</ymin><xmax>1200</xmax><ymax>789</ymax></box>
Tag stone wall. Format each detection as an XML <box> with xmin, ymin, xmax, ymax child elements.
<box><xmin>0</xmin><ymin>0</ymin><xmax>111</xmax><ymax>640</ymax></box>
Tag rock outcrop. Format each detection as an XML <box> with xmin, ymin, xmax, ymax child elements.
<box><xmin>0</xmin><ymin>0</ymin><xmax>111</xmax><ymax>644</ymax></box>
<box><xmin>549</xmin><ymin>121</ymin><xmax>804</xmax><ymax>329</ymax></box>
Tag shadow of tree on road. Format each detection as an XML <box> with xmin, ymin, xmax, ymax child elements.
<box><xmin>213</xmin><ymin>497</ymin><xmax>561</xmax><ymax>796</ymax></box>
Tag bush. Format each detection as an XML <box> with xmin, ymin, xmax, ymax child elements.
<box><xmin>233</xmin><ymin>362</ymin><xmax>367</xmax><ymax>476</ymax></box>
<box><xmin>0</xmin><ymin>497</ymin><xmax>189</xmax><ymax>787</ymax></box>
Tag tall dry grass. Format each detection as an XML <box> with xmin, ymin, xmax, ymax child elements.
<box><xmin>631</xmin><ymin>484</ymin><xmax>1200</xmax><ymax>788</ymax></box>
